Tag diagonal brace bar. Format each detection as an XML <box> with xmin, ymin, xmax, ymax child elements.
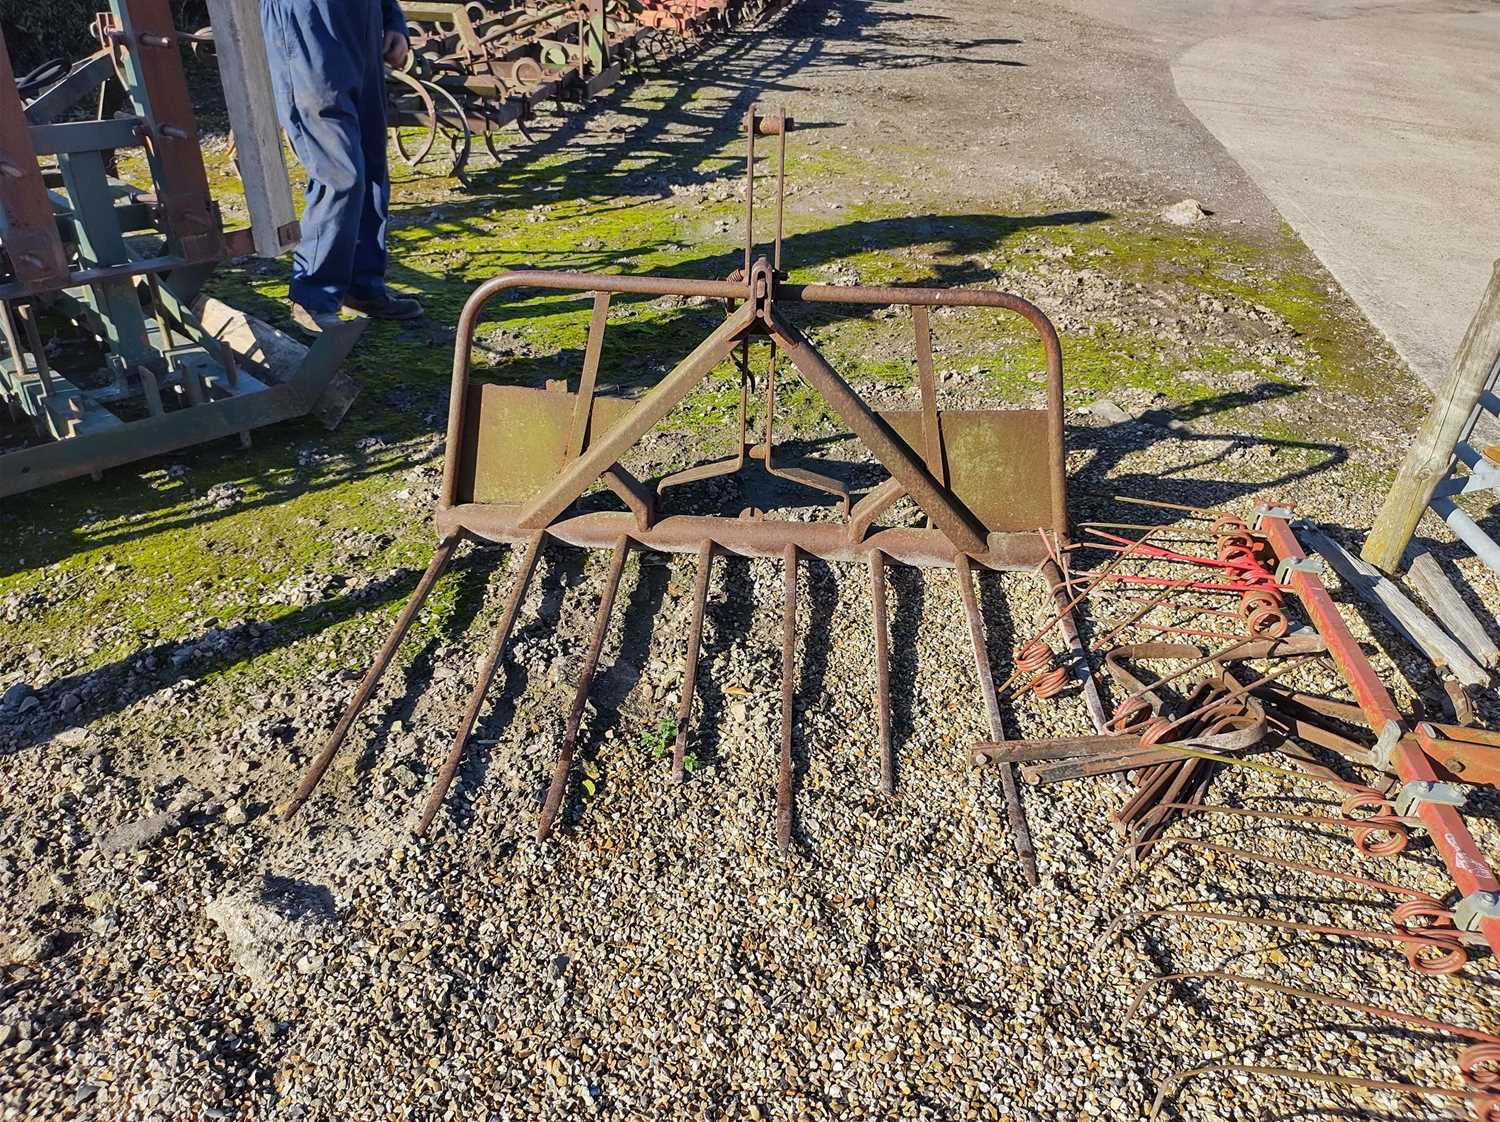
<box><xmin>766</xmin><ymin>309</ymin><xmax>988</xmax><ymax>555</ymax></box>
<box><xmin>516</xmin><ymin>299</ymin><xmax>757</xmax><ymax>530</ymax></box>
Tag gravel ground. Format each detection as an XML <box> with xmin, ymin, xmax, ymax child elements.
<box><xmin>4</xmin><ymin>0</ymin><xmax>1500</xmax><ymax>1120</ymax></box>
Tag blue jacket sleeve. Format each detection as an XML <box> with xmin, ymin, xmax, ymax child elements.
<box><xmin>381</xmin><ymin>0</ymin><xmax>408</xmax><ymax>37</ymax></box>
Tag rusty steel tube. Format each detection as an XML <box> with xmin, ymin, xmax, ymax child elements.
<box><xmin>869</xmin><ymin>549</ymin><xmax>894</xmax><ymax>795</ymax></box>
<box><xmin>536</xmin><ymin>536</ymin><xmax>631</xmax><ymax>841</ymax></box>
<box><xmin>779</xmin><ymin>543</ymin><xmax>797</xmax><ymax>851</ymax></box>
<box><xmin>439</xmin><ymin>504</ymin><xmax>1050</xmax><ymax>570</ymax></box>
<box><xmin>955</xmin><ymin>553</ymin><xmax>1037</xmax><ymax>886</ymax></box>
<box><xmin>442</xmin><ymin>271</ymin><xmax>752</xmax><ymax>511</ymax></box>
<box><xmin>416</xmin><ymin>532</ymin><xmax>545</xmax><ymax>836</ymax></box>
<box><xmin>784</xmin><ymin>283</ymin><xmax>1066</xmax><ymax>544</ymax></box>
<box><xmin>442</xmin><ymin>270</ymin><xmax>1069</xmax><ymax>548</ymax></box>
<box><xmin>670</xmin><ymin>541</ymin><xmax>714</xmax><ymax>783</ymax></box>
<box><xmin>282</xmin><ymin>536</ymin><xmax>460</xmax><ymax>821</ymax></box>
<box><xmin>767</xmin><ymin>311</ymin><xmax>988</xmax><ymax>555</ymax></box>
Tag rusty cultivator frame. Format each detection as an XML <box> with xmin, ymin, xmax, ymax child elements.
<box><xmin>389</xmin><ymin>0</ymin><xmax>787</xmax><ymax>178</ymax></box>
<box><xmin>0</xmin><ymin>0</ymin><xmax>364</xmax><ymax>496</ymax></box>
<box><xmin>285</xmin><ymin>108</ymin><xmax>1073</xmax><ymax>880</ymax></box>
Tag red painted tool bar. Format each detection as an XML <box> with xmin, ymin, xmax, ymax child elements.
<box><xmin>1260</xmin><ymin>512</ymin><xmax>1500</xmax><ymax>958</ymax></box>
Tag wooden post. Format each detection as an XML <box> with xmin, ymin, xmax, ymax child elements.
<box><xmin>1362</xmin><ymin>260</ymin><xmax>1500</xmax><ymax>572</ymax></box>
<box><xmin>204</xmin><ymin>0</ymin><xmax>299</xmax><ymax>258</ymax></box>
<box><xmin>1303</xmin><ymin>524</ymin><xmax>1489</xmax><ymax>687</ymax></box>
<box><xmin>1404</xmin><ymin>549</ymin><xmax>1500</xmax><ymax>669</ymax></box>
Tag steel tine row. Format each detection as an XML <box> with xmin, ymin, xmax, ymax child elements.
<box><xmin>416</xmin><ymin>531</ymin><xmax>546</xmax><ymax>835</ymax></box>
<box><xmin>778</xmin><ymin>543</ymin><xmax>798</xmax><ymax>851</ymax></box>
<box><xmin>282</xmin><ymin>535</ymin><xmax>461</xmax><ymax>821</ymax></box>
<box><xmin>869</xmin><ymin>549</ymin><xmax>894</xmax><ymax>796</ymax></box>
<box><xmin>290</xmin><ymin>536</ymin><xmax>1040</xmax><ymax>855</ymax></box>
<box><xmin>537</xmin><ymin>535</ymin><xmax>632</xmax><ymax>841</ymax></box>
<box><xmin>954</xmin><ymin>552</ymin><xmax>1039</xmax><ymax>887</ymax></box>
<box><xmin>670</xmin><ymin>540</ymin><xmax>714</xmax><ymax>783</ymax></box>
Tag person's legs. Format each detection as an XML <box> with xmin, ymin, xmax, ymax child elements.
<box><xmin>347</xmin><ymin>38</ymin><xmax>390</xmax><ymax>303</ymax></box>
<box><xmin>260</xmin><ymin>0</ymin><xmax>370</xmax><ymax>314</ymax></box>
<box><xmin>342</xmin><ymin>31</ymin><xmax>422</xmax><ymax>320</ymax></box>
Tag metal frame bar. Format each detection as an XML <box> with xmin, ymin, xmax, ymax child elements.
<box><xmin>436</xmin><ymin>268</ymin><xmax>1069</xmax><ymax>571</ymax></box>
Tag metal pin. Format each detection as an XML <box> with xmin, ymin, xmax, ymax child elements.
<box><xmin>282</xmin><ymin>537</ymin><xmax>460</xmax><ymax>820</ymax></box>
<box><xmin>869</xmin><ymin>549</ymin><xmax>893</xmax><ymax>795</ymax></box>
<box><xmin>778</xmin><ymin>543</ymin><xmax>797</xmax><ymax>851</ymax></box>
<box><xmin>955</xmin><ymin>553</ymin><xmax>1038</xmax><ymax>886</ymax></box>
<box><xmin>671</xmin><ymin>541</ymin><xmax>713</xmax><ymax>783</ymax></box>
<box><xmin>416</xmin><ymin>532</ymin><xmax>544</xmax><ymax>836</ymax></box>
<box><xmin>537</xmin><ymin>537</ymin><xmax>630</xmax><ymax>841</ymax></box>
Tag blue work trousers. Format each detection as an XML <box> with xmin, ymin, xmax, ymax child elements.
<box><xmin>261</xmin><ymin>0</ymin><xmax>406</xmax><ymax>312</ymax></box>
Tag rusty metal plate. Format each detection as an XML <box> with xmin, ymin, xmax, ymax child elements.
<box><xmin>109</xmin><ymin>0</ymin><xmax>222</xmax><ymax>263</ymax></box>
<box><xmin>879</xmin><ymin>408</ymin><xmax>1056</xmax><ymax>533</ymax></box>
<box><xmin>457</xmin><ymin>383</ymin><xmax>634</xmax><ymax>504</ymax></box>
<box><xmin>0</xmin><ymin>28</ymin><xmax>70</xmax><ymax>289</ymax></box>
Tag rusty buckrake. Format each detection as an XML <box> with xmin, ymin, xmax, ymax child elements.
<box><xmin>386</xmin><ymin>0</ymin><xmax>783</xmax><ymax>177</ymax></box>
<box><xmin>282</xmin><ymin>108</ymin><xmax>1082</xmax><ymax>880</ymax></box>
<box><xmin>389</xmin><ymin>0</ymin><xmax>641</xmax><ymax>176</ymax></box>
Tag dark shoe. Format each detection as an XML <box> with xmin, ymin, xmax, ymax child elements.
<box><xmin>291</xmin><ymin>303</ymin><xmax>350</xmax><ymax>335</ymax></box>
<box><xmin>343</xmin><ymin>291</ymin><xmax>424</xmax><ymax>321</ymax></box>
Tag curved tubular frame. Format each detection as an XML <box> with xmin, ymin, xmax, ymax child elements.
<box><xmin>435</xmin><ymin>267</ymin><xmax>1068</xmax><ymax>570</ymax></box>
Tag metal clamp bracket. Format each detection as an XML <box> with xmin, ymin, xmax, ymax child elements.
<box><xmin>1393</xmin><ymin>779</ymin><xmax>1468</xmax><ymax>816</ymax></box>
<box><xmin>1454</xmin><ymin>891</ymin><xmax>1500</xmax><ymax>933</ymax></box>
<box><xmin>1251</xmin><ymin>504</ymin><xmax>1295</xmax><ymax>531</ymax></box>
<box><xmin>1371</xmin><ymin>720</ymin><xmax>1403</xmax><ymax>772</ymax></box>
<box><xmin>1274</xmin><ymin>555</ymin><xmax>1324</xmax><ymax>584</ymax></box>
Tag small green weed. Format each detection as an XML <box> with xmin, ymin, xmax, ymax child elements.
<box><xmin>640</xmin><ymin>715</ymin><xmax>678</xmax><ymax>759</ymax></box>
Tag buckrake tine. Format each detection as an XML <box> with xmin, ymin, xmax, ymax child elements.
<box><xmin>869</xmin><ymin>549</ymin><xmax>894</xmax><ymax>796</ymax></box>
<box><xmin>779</xmin><ymin>543</ymin><xmax>798</xmax><ymax>852</ymax></box>
<box><xmin>1150</xmin><ymin>1063</ymin><xmax>1500</xmax><ymax>1122</ymax></box>
<box><xmin>954</xmin><ymin>553</ymin><xmax>1038</xmax><ymax>887</ymax></box>
<box><xmin>670</xmin><ymin>540</ymin><xmax>714</xmax><ymax>783</ymax></box>
<box><xmin>282</xmin><ymin>536</ymin><xmax>461</xmax><ymax>821</ymax></box>
<box><xmin>416</xmin><ymin>531</ymin><xmax>546</xmax><ymax>836</ymax></box>
<box><xmin>537</xmin><ymin>536</ymin><xmax>631</xmax><ymax>842</ymax></box>
<box><xmin>1126</xmin><ymin>970</ymin><xmax>1500</xmax><ymax>1046</ymax></box>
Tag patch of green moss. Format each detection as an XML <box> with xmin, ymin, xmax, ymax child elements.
<box><xmin>1009</xmin><ymin>218</ymin><xmax>1390</xmax><ymax>402</ymax></box>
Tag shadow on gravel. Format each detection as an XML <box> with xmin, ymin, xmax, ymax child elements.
<box><xmin>689</xmin><ymin>552</ymin><xmax>754</xmax><ymax>776</ymax></box>
<box><xmin>0</xmin><ymin>544</ymin><xmax>496</xmax><ymax>760</ymax></box>
<box><xmin>438</xmin><ymin>544</ymin><xmax>583</xmax><ymax>834</ymax></box>
<box><xmin>887</xmin><ymin>563</ymin><xmax>925</xmax><ymax>791</ymax></box>
<box><xmin>259</xmin><ymin>874</ymin><xmax>336</xmax><ymax>922</ymax></box>
<box><xmin>1069</xmin><ymin>382</ymin><xmax>1347</xmax><ymax>526</ymax></box>
<box><xmin>782</xmin><ymin>557</ymin><xmax>839</xmax><ymax>848</ymax></box>
<box><xmin>349</xmin><ymin>546</ymin><xmax>497</xmax><ymax>786</ymax></box>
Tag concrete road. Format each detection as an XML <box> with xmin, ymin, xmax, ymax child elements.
<box><xmin>785</xmin><ymin>0</ymin><xmax>1494</xmax><ymax>392</ymax></box>
<box><xmin>926</xmin><ymin>0</ymin><xmax>1500</xmax><ymax>391</ymax></box>
<box><xmin>1171</xmin><ymin>5</ymin><xmax>1500</xmax><ymax>392</ymax></box>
